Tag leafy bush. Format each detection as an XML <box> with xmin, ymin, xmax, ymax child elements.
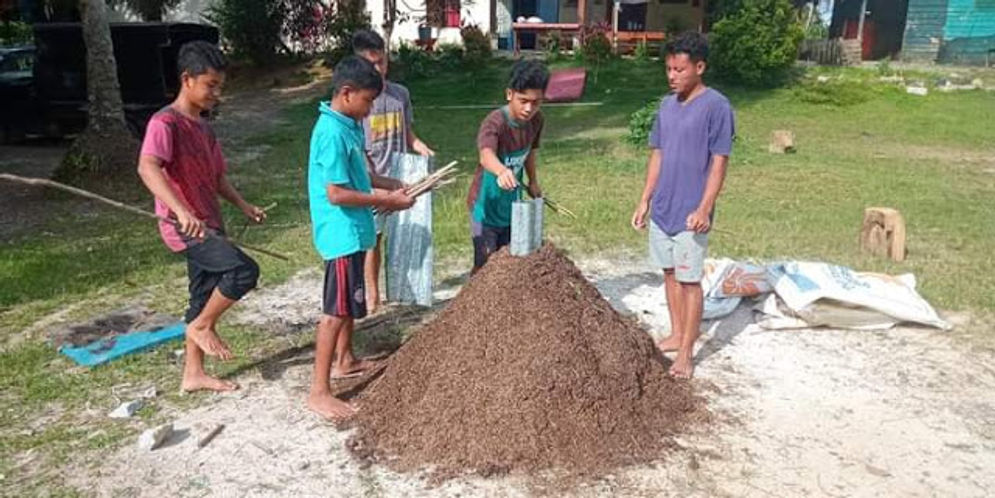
<box><xmin>324</xmin><ymin>0</ymin><xmax>371</xmax><ymax>64</ymax></box>
<box><xmin>540</xmin><ymin>30</ymin><xmax>565</xmax><ymax>61</ymax></box>
<box><xmin>709</xmin><ymin>0</ymin><xmax>804</xmax><ymax>87</ymax></box>
<box><xmin>0</xmin><ymin>21</ymin><xmax>32</xmax><ymax>47</ymax></box>
<box><xmin>207</xmin><ymin>0</ymin><xmax>286</xmax><ymax>64</ymax></box>
<box><xmin>580</xmin><ymin>22</ymin><xmax>612</xmax><ymax>64</ymax></box>
<box><xmin>284</xmin><ymin>0</ymin><xmax>332</xmax><ymax>55</ymax></box>
<box><xmin>391</xmin><ymin>42</ymin><xmax>433</xmax><ymax>80</ymax></box>
<box><xmin>461</xmin><ymin>24</ymin><xmax>491</xmax><ymax>67</ymax></box>
<box><xmin>626</xmin><ymin>99</ymin><xmax>660</xmax><ymax>146</ymax></box>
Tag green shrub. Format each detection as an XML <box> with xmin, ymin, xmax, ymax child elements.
<box><xmin>541</xmin><ymin>30</ymin><xmax>565</xmax><ymax>61</ymax></box>
<box><xmin>580</xmin><ymin>22</ymin><xmax>612</xmax><ymax>64</ymax></box>
<box><xmin>626</xmin><ymin>99</ymin><xmax>660</xmax><ymax>146</ymax></box>
<box><xmin>0</xmin><ymin>21</ymin><xmax>32</xmax><ymax>47</ymax></box>
<box><xmin>709</xmin><ymin>0</ymin><xmax>804</xmax><ymax>87</ymax></box>
<box><xmin>461</xmin><ymin>24</ymin><xmax>491</xmax><ymax>67</ymax></box>
<box><xmin>324</xmin><ymin>0</ymin><xmax>371</xmax><ymax>64</ymax></box>
<box><xmin>206</xmin><ymin>0</ymin><xmax>286</xmax><ymax>65</ymax></box>
<box><xmin>391</xmin><ymin>42</ymin><xmax>432</xmax><ymax>80</ymax></box>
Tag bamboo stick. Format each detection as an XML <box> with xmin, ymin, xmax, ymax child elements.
<box><xmin>0</xmin><ymin>173</ymin><xmax>289</xmax><ymax>261</ymax></box>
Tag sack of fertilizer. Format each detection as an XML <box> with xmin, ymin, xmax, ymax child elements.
<box><xmin>766</xmin><ymin>262</ymin><xmax>950</xmax><ymax>330</ymax></box>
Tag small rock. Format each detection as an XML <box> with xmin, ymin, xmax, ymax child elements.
<box><xmin>297</xmin><ymin>461</ymin><xmax>311</xmax><ymax>471</ymax></box>
<box><xmin>137</xmin><ymin>423</ymin><xmax>173</xmax><ymax>451</ymax></box>
<box><xmin>108</xmin><ymin>400</ymin><xmax>143</xmax><ymax>419</ymax></box>
<box><xmin>906</xmin><ymin>86</ymin><xmax>928</xmax><ymax>96</ymax></box>
<box><xmin>172</xmin><ymin>349</ymin><xmax>185</xmax><ymax>363</ymax></box>
<box><xmin>139</xmin><ymin>386</ymin><xmax>158</xmax><ymax>399</ymax></box>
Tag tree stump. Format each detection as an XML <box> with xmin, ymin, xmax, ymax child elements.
<box><xmin>860</xmin><ymin>207</ymin><xmax>906</xmax><ymax>261</ymax></box>
<box><xmin>769</xmin><ymin>130</ymin><xmax>795</xmax><ymax>154</ymax></box>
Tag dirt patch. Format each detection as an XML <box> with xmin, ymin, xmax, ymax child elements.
<box><xmin>349</xmin><ymin>245</ymin><xmax>705</xmax><ymax>480</ymax></box>
<box><xmin>48</xmin><ymin>305</ymin><xmax>179</xmax><ymax>348</ymax></box>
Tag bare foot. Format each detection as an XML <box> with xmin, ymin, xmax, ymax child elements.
<box><xmin>182</xmin><ymin>371</ymin><xmax>239</xmax><ymax>392</ymax></box>
<box><xmin>669</xmin><ymin>354</ymin><xmax>695</xmax><ymax>380</ymax></box>
<box><xmin>307</xmin><ymin>392</ymin><xmax>356</xmax><ymax>421</ymax></box>
<box><xmin>657</xmin><ymin>333</ymin><xmax>682</xmax><ymax>353</ymax></box>
<box><xmin>330</xmin><ymin>358</ymin><xmax>379</xmax><ymax>380</ymax></box>
<box><xmin>186</xmin><ymin>323</ymin><xmax>233</xmax><ymax>360</ymax></box>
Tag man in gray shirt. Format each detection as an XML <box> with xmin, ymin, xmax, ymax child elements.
<box><xmin>353</xmin><ymin>29</ymin><xmax>435</xmax><ymax>314</ymax></box>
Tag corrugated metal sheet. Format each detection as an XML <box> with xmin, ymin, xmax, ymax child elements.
<box><xmin>940</xmin><ymin>0</ymin><xmax>995</xmax><ymax>63</ymax></box>
<box><xmin>903</xmin><ymin>0</ymin><xmax>948</xmax><ymax>61</ymax></box>
<box><xmin>385</xmin><ymin>154</ymin><xmax>434</xmax><ymax>307</ymax></box>
<box><xmin>904</xmin><ymin>0</ymin><xmax>995</xmax><ymax>63</ymax></box>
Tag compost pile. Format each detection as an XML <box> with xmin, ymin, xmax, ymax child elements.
<box><xmin>348</xmin><ymin>244</ymin><xmax>704</xmax><ymax>478</ymax></box>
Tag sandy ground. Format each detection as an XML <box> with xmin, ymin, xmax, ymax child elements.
<box><xmin>77</xmin><ymin>256</ymin><xmax>995</xmax><ymax>497</ymax></box>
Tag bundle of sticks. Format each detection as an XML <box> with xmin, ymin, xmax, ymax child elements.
<box><xmin>373</xmin><ymin>160</ymin><xmax>459</xmax><ymax>214</ymax></box>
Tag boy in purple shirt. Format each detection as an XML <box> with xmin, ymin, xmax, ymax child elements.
<box><xmin>631</xmin><ymin>32</ymin><xmax>735</xmax><ymax>380</ymax></box>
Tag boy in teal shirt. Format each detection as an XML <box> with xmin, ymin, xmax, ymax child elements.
<box><xmin>466</xmin><ymin>60</ymin><xmax>550</xmax><ymax>271</ymax></box>
<box><xmin>307</xmin><ymin>56</ymin><xmax>414</xmax><ymax>420</ymax></box>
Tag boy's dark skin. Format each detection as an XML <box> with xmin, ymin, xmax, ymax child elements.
<box><xmin>307</xmin><ymin>83</ymin><xmax>415</xmax><ymax>421</ymax></box>
<box><xmin>138</xmin><ymin>67</ymin><xmax>266</xmax><ymax>392</ymax></box>
<box><xmin>630</xmin><ymin>52</ymin><xmax>729</xmax><ymax>380</ymax></box>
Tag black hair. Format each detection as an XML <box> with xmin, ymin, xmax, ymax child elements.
<box><xmin>352</xmin><ymin>29</ymin><xmax>386</xmax><ymax>54</ymax></box>
<box><xmin>177</xmin><ymin>40</ymin><xmax>227</xmax><ymax>78</ymax></box>
<box><xmin>331</xmin><ymin>55</ymin><xmax>384</xmax><ymax>97</ymax></box>
<box><xmin>508</xmin><ymin>59</ymin><xmax>550</xmax><ymax>92</ymax></box>
<box><xmin>664</xmin><ymin>31</ymin><xmax>709</xmax><ymax>63</ymax></box>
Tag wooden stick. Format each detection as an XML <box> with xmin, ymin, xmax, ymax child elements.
<box><xmin>197</xmin><ymin>423</ymin><xmax>225</xmax><ymax>449</ymax></box>
<box><xmin>0</xmin><ymin>173</ymin><xmax>290</xmax><ymax>261</ymax></box>
<box><xmin>237</xmin><ymin>201</ymin><xmax>279</xmax><ymax>239</ymax></box>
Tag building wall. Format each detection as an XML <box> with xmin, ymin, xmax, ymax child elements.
<box><xmin>904</xmin><ymin>0</ymin><xmax>995</xmax><ymax>63</ymax></box>
<box><xmin>369</xmin><ymin>0</ymin><xmax>494</xmax><ymax>46</ymax></box>
<box><xmin>559</xmin><ymin>0</ymin><xmax>701</xmax><ymax>31</ymax></box>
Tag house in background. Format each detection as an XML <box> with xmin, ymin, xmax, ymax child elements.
<box><xmin>830</xmin><ymin>0</ymin><xmax>995</xmax><ymax>64</ymax></box>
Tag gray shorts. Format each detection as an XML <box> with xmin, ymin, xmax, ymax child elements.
<box><xmin>649</xmin><ymin>221</ymin><xmax>708</xmax><ymax>282</ymax></box>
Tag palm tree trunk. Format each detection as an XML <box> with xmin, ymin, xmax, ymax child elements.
<box><xmin>56</xmin><ymin>0</ymin><xmax>138</xmax><ymax>185</ymax></box>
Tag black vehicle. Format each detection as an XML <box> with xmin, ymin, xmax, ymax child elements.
<box><xmin>0</xmin><ymin>46</ymin><xmax>41</xmax><ymax>142</ymax></box>
<box><xmin>0</xmin><ymin>22</ymin><xmax>218</xmax><ymax>143</ymax></box>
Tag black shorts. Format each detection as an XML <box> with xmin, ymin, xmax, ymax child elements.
<box><xmin>471</xmin><ymin>219</ymin><xmax>511</xmax><ymax>270</ymax></box>
<box><xmin>183</xmin><ymin>235</ymin><xmax>260</xmax><ymax>323</ymax></box>
<box><xmin>322</xmin><ymin>251</ymin><xmax>367</xmax><ymax>319</ymax></box>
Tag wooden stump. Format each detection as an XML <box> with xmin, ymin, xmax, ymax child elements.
<box><xmin>860</xmin><ymin>207</ymin><xmax>907</xmax><ymax>261</ymax></box>
<box><xmin>769</xmin><ymin>130</ymin><xmax>796</xmax><ymax>154</ymax></box>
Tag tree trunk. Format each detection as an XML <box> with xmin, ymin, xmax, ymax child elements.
<box><xmin>56</xmin><ymin>0</ymin><xmax>139</xmax><ymax>187</ymax></box>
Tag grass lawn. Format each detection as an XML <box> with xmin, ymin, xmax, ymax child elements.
<box><xmin>0</xmin><ymin>57</ymin><xmax>993</xmax><ymax>492</ymax></box>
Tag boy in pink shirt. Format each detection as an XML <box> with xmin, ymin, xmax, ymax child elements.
<box><xmin>137</xmin><ymin>41</ymin><xmax>266</xmax><ymax>392</ymax></box>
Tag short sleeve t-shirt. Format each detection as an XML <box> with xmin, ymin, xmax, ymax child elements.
<box><xmin>140</xmin><ymin>106</ymin><xmax>227</xmax><ymax>252</ymax></box>
<box><xmin>308</xmin><ymin>102</ymin><xmax>376</xmax><ymax>261</ymax></box>
<box><xmin>648</xmin><ymin>88</ymin><xmax>735</xmax><ymax>236</ymax></box>
<box><xmin>467</xmin><ymin>107</ymin><xmax>544</xmax><ymax>228</ymax></box>
<box><xmin>362</xmin><ymin>81</ymin><xmax>413</xmax><ymax>177</ymax></box>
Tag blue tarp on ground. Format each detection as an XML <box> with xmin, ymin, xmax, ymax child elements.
<box><xmin>60</xmin><ymin>322</ymin><xmax>186</xmax><ymax>367</ymax></box>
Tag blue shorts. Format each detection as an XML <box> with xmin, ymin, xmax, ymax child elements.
<box><xmin>649</xmin><ymin>221</ymin><xmax>708</xmax><ymax>283</ymax></box>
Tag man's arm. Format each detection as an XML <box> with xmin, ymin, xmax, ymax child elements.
<box><xmin>406</xmin><ymin>123</ymin><xmax>435</xmax><ymax>157</ymax></box>
<box><xmin>218</xmin><ymin>175</ymin><xmax>266</xmax><ymax>223</ymax></box>
<box><xmin>631</xmin><ymin>148</ymin><xmax>662</xmax><ymax>230</ymax></box>
<box><xmin>371</xmin><ymin>174</ymin><xmax>404</xmax><ymax>191</ymax></box>
<box><xmin>480</xmin><ymin>148</ymin><xmax>517</xmax><ymax>190</ymax></box>
<box><xmin>137</xmin><ymin>155</ymin><xmax>205</xmax><ymax>238</ymax></box>
<box><xmin>686</xmin><ymin>155</ymin><xmax>728</xmax><ymax>233</ymax></box>
<box><xmin>326</xmin><ymin>183</ymin><xmax>412</xmax><ymax>211</ymax></box>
